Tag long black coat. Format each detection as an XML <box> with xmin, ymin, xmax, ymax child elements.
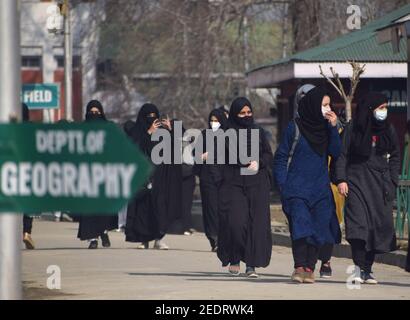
<box><xmin>217</xmin><ymin>128</ymin><xmax>273</xmax><ymax>267</ymax></box>
<box><xmin>78</xmin><ymin>215</ymin><xmax>118</xmax><ymax>241</ymax></box>
<box><xmin>125</xmin><ymin>124</ymin><xmax>182</xmax><ymax>242</ymax></box>
<box><xmin>333</xmin><ymin>122</ymin><xmax>400</xmax><ymax>253</ymax></box>
<box><xmin>77</xmin><ymin>109</ymin><xmax>118</xmax><ymax>241</ymax></box>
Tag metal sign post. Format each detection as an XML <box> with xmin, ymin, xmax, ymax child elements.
<box><xmin>63</xmin><ymin>0</ymin><xmax>73</xmax><ymax>121</ymax></box>
<box><xmin>0</xmin><ymin>0</ymin><xmax>22</xmax><ymax>300</ymax></box>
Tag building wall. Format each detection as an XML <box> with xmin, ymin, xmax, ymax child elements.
<box><xmin>20</xmin><ymin>0</ymin><xmax>101</xmax><ymax>122</ymax></box>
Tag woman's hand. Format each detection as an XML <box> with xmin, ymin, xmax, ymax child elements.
<box><xmin>201</xmin><ymin>152</ymin><xmax>209</xmax><ymax>161</ymax></box>
<box><xmin>325</xmin><ymin>111</ymin><xmax>338</xmax><ymax>127</ymax></box>
<box><xmin>337</xmin><ymin>182</ymin><xmax>349</xmax><ymax>197</ymax></box>
<box><xmin>161</xmin><ymin>117</ymin><xmax>172</xmax><ymax>131</ymax></box>
<box><xmin>248</xmin><ymin>161</ymin><xmax>259</xmax><ymax>171</ymax></box>
<box><xmin>148</xmin><ymin>119</ymin><xmax>161</xmax><ymax>135</ymax></box>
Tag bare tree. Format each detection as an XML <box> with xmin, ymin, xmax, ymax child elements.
<box><xmin>97</xmin><ymin>0</ymin><xmax>287</xmax><ymax>126</ymax></box>
<box><xmin>319</xmin><ymin>61</ymin><xmax>366</xmax><ymax>122</ymax></box>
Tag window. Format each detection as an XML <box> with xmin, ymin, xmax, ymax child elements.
<box><xmin>22</xmin><ymin>56</ymin><xmax>42</xmax><ymax>68</ymax></box>
<box><xmin>55</xmin><ymin>55</ymin><xmax>81</xmax><ymax>69</ymax></box>
<box><xmin>96</xmin><ymin>59</ymin><xmax>119</xmax><ymax>90</ymax></box>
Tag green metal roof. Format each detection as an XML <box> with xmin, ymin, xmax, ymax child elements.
<box><xmin>249</xmin><ymin>4</ymin><xmax>410</xmax><ymax>72</ymax></box>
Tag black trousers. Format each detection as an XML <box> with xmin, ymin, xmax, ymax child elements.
<box><xmin>292</xmin><ymin>238</ymin><xmax>319</xmax><ymax>270</ymax></box>
<box><xmin>199</xmin><ymin>181</ymin><xmax>219</xmax><ymax>245</ymax></box>
<box><xmin>318</xmin><ymin>243</ymin><xmax>333</xmax><ymax>263</ymax></box>
<box><xmin>349</xmin><ymin>239</ymin><xmax>375</xmax><ymax>273</ymax></box>
<box><xmin>23</xmin><ymin>215</ymin><xmax>33</xmax><ymax>234</ymax></box>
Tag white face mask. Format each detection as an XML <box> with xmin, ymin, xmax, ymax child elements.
<box><xmin>374</xmin><ymin>109</ymin><xmax>388</xmax><ymax>121</ymax></box>
<box><xmin>321</xmin><ymin>105</ymin><xmax>331</xmax><ymax>117</ymax></box>
<box><xmin>210</xmin><ymin>122</ymin><xmax>221</xmax><ymax>131</ymax></box>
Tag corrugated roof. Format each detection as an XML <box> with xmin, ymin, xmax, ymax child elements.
<box><xmin>249</xmin><ymin>4</ymin><xmax>410</xmax><ymax>72</ymax></box>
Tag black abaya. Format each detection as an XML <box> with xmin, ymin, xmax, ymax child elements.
<box><xmin>78</xmin><ymin>215</ymin><xmax>118</xmax><ymax>241</ymax></box>
<box><xmin>197</xmin><ymin>109</ymin><xmax>227</xmax><ymax>246</ymax></box>
<box><xmin>125</xmin><ymin>104</ymin><xmax>182</xmax><ymax>242</ymax></box>
<box><xmin>77</xmin><ymin>100</ymin><xmax>118</xmax><ymax>241</ymax></box>
<box><xmin>217</xmin><ymin>97</ymin><xmax>273</xmax><ymax>268</ymax></box>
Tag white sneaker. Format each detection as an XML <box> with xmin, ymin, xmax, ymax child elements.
<box><xmin>363</xmin><ymin>272</ymin><xmax>378</xmax><ymax>285</ymax></box>
<box><xmin>154</xmin><ymin>240</ymin><xmax>169</xmax><ymax>250</ymax></box>
<box><xmin>61</xmin><ymin>213</ymin><xmax>73</xmax><ymax>222</ymax></box>
<box><xmin>353</xmin><ymin>276</ymin><xmax>364</xmax><ymax>284</ymax></box>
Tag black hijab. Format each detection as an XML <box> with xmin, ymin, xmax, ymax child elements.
<box><xmin>22</xmin><ymin>103</ymin><xmax>29</xmax><ymax>122</ymax></box>
<box><xmin>135</xmin><ymin>103</ymin><xmax>160</xmax><ymax>130</ymax></box>
<box><xmin>131</xmin><ymin>103</ymin><xmax>160</xmax><ymax>153</ymax></box>
<box><xmin>295</xmin><ymin>87</ymin><xmax>329</xmax><ymax>156</ymax></box>
<box><xmin>352</xmin><ymin>92</ymin><xmax>392</xmax><ymax>157</ymax></box>
<box><xmin>227</xmin><ymin>97</ymin><xmax>261</xmax><ymax>165</ymax></box>
<box><xmin>228</xmin><ymin>97</ymin><xmax>256</xmax><ymax>129</ymax></box>
<box><xmin>208</xmin><ymin>108</ymin><xmax>228</xmax><ymax>130</ymax></box>
<box><xmin>85</xmin><ymin>100</ymin><xmax>107</xmax><ymax>121</ymax></box>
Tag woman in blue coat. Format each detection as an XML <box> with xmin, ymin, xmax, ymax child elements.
<box><xmin>273</xmin><ymin>87</ymin><xmax>341</xmax><ymax>284</ymax></box>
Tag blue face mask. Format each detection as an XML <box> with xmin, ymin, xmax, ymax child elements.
<box><xmin>374</xmin><ymin>109</ymin><xmax>388</xmax><ymax>121</ymax></box>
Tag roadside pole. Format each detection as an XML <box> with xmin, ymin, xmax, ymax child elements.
<box><xmin>64</xmin><ymin>0</ymin><xmax>73</xmax><ymax>121</ymax></box>
<box><xmin>0</xmin><ymin>0</ymin><xmax>22</xmax><ymax>300</ymax></box>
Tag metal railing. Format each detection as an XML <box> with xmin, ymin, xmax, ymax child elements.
<box><xmin>396</xmin><ymin>137</ymin><xmax>410</xmax><ymax>239</ymax></box>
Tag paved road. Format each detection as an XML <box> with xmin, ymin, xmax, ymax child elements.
<box><xmin>22</xmin><ymin>220</ymin><xmax>410</xmax><ymax>300</ymax></box>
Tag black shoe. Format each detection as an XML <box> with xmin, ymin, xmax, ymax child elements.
<box><xmin>88</xmin><ymin>240</ymin><xmax>98</xmax><ymax>249</ymax></box>
<box><xmin>319</xmin><ymin>261</ymin><xmax>332</xmax><ymax>278</ymax></box>
<box><xmin>101</xmin><ymin>233</ymin><xmax>111</xmax><ymax>248</ymax></box>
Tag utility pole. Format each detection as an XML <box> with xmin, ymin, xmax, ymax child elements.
<box><xmin>243</xmin><ymin>15</ymin><xmax>250</xmax><ymax>97</ymax></box>
<box><xmin>0</xmin><ymin>0</ymin><xmax>22</xmax><ymax>300</ymax></box>
<box><xmin>63</xmin><ymin>0</ymin><xmax>73</xmax><ymax>121</ymax></box>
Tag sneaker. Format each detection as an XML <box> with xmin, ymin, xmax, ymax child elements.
<box><xmin>61</xmin><ymin>213</ymin><xmax>73</xmax><ymax>222</ymax></box>
<box><xmin>100</xmin><ymin>233</ymin><xmax>111</xmax><ymax>248</ymax></box>
<box><xmin>183</xmin><ymin>231</ymin><xmax>192</xmax><ymax>236</ymax></box>
<box><xmin>115</xmin><ymin>226</ymin><xmax>125</xmax><ymax>233</ymax></box>
<box><xmin>353</xmin><ymin>272</ymin><xmax>365</xmax><ymax>284</ymax></box>
<box><xmin>136</xmin><ymin>242</ymin><xmax>149</xmax><ymax>249</ymax></box>
<box><xmin>245</xmin><ymin>267</ymin><xmax>259</xmax><ymax>278</ymax></box>
<box><xmin>362</xmin><ymin>271</ymin><xmax>378</xmax><ymax>285</ymax></box>
<box><xmin>303</xmin><ymin>268</ymin><xmax>315</xmax><ymax>284</ymax></box>
<box><xmin>320</xmin><ymin>261</ymin><xmax>332</xmax><ymax>278</ymax></box>
<box><xmin>88</xmin><ymin>240</ymin><xmax>98</xmax><ymax>249</ymax></box>
<box><xmin>291</xmin><ymin>267</ymin><xmax>305</xmax><ymax>283</ymax></box>
<box><xmin>154</xmin><ymin>240</ymin><xmax>169</xmax><ymax>250</ymax></box>
<box><xmin>23</xmin><ymin>233</ymin><xmax>35</xmax><ymax>250</ymax></box>
<box><xmin>228</xmin><ymin>263</ymin><xmax>240</xmax><ymax>276</ymax></box>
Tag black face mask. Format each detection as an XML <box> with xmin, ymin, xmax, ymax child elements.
<box><xmin>146</xmin><ymin>116</ymin><xmax>158</xmax><ymax>126</ymax></box>
<box><xmin>236</xmin><ymin>115</ymin><xmax>254</xmax><ymax>128</ymax></box>
<box><xmin>87</xmin><ymin>113</ymin><xmax>104</xmax><ymax>121</ymax></box>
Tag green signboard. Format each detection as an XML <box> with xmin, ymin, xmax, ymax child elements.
<box><xmin>0</xmin><ymin>122</ymin><xmax>151</xmax><ymax>214</ymax></box>
<box><xmin>21</xmin><ymin>83</ymin><xmax>60</xmax><ymax>109</ymax></box>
